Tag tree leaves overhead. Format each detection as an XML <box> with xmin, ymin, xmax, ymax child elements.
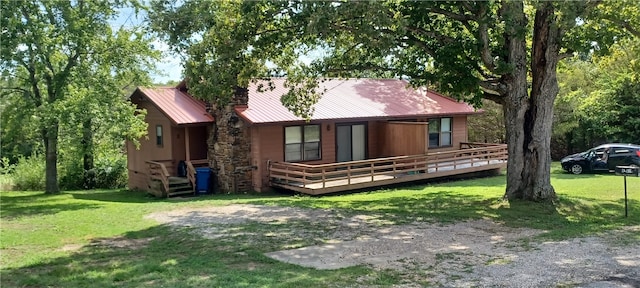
<box><xmin>149</xmin><ymin>0</ymin><xmax>319</xmax><ymax>109</ymax></box>
<box><xmin>1</xmin><ymin>0</ymin><xmax>159</xmax><ymax>193</ymax></box>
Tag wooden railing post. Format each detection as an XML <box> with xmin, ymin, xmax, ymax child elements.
<box><xmin>322</xmin><ymin>168</ymin><xmax>326</xmax><ymax>188</ymax></box>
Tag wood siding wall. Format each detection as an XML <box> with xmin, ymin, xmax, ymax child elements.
<box><xmin>127</xmin><ymin>100</ymin><xmax>174</xmax><ymax>190</ymax></box>
<box><xmin>127</xmin><ymin>97</ymin><xmax>211</xmax><ymax>191</ymax></box>
<box><xmin>379</xmin><ymin>122</ymin><xmax>429</xmax><ymax>157</ymax></box>
<box><xmin>440</xmin><ymin>115</ymin><xmax>468</xmax><ymax>152</ymax></box>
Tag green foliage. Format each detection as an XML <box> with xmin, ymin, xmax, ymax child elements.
<box><xmin>467</xmin><ymin>99</ymin><xmax>505</xmax><ymax>143</ymax></box>
<box><xmin>12</xmin><ymin>154</ymin><xmax>45</xmax><ymax>191</ymax></box>
<box><xmin>0</xmin><ymin>0</ymin><xmax>158</xmax><ymax>192</ymax></box>
<box><xmin>554</xmin><ymin>38</ymin><xmax>640</xmax><ymax>157</ymax></box>
<box><xmin>93</xmin><ymin>153</ymin><xmax>128</xmax><ymax>189</ymax></box>
<box><xmin>0</xmin><ymin>157</ymin><xmax>15</xmax><ymax>175</ymax></box>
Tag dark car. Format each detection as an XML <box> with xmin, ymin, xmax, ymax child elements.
<box><xmin>561</xmin><ymin>143</ymin><xmax>640</xmax><ymax>174</ymax></box>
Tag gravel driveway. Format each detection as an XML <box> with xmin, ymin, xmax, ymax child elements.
<box><xmin>146</xmin><ymin>204</ymin><xmax>640</xmax><ymax>287</ymax></box>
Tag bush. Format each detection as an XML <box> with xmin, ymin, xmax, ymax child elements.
<box><xmin>12</xmin><ymin>154</ymin><xmax>45</xmax><ymax>191</ymax></box>
<box><xmin>58</xmin><ymin>154</ymin><xmax>127</xmax><ymax>190</ymax></box>
<box><xmin>59</xmin><ymin>158</ymin><xmax>85</xmax><ymax>190</ymax></box>
<box><xmin>93</xmin><ymin>154</ymin><xmax>127</xmax><ymax>189</ymax></box>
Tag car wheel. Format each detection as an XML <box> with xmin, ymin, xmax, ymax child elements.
<box><xmin>570</xmin><ymin>164</ymin><xmax>584</xmax><ymax>175</ymax></box>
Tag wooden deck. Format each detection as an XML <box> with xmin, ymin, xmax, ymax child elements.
<box><xmin>269</xmin><ymin>143</ymin><xmax>507</xmax><ymax>195</ymax></box>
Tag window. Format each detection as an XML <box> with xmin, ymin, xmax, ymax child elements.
<box><xmin>428</xmin><ymin>118</ymin><xmax>452</xmax><ymax>148</ymax></box>
<box><xmin>285</xmin><ymin>125</ymin><xmax>321</xmax><ymax>162</ymax></box>
<box><xmin>156</xmin><ymin>125</ymin><xmax>163</xmax><ymax>147</ymax></box>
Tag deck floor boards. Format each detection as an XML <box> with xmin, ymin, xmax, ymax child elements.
<box><xmin>272</xmin><ymin>159</ymin><xmax>506</xmax><ymax>195</ymax></box>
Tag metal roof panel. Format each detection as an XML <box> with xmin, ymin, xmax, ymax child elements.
<box><xmin>137</xmin><ymin>87</ymin><xmax>214</xmax><ymax>125</ymax></box>
<box><xmin>239</xmin><ymin>79</ymin><xmax>478</xmax><ymax>124</ymax></box>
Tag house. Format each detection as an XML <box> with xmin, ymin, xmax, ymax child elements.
<box><xmin>127</xmin><ymin>78</ymin><xmax>507</xmax><ymax>196</ymax></box>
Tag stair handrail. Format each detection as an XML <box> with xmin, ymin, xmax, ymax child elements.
<box><xmin>145</xmin><ymin>160</ymin><xmax>170</xmax><ymax>197</ymax></box>
<box><xmin>186</xmin><ymin>161</ymin><xmax>197</xmax><ymax>192</ymax></box>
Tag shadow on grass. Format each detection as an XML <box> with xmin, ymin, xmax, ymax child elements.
<box><xmin>0</xmin><ymin>192</ymin><xmax>103</xmax><ymax>220</ymax></box>
<box><xmin>0</xmin><ymin>224</ymin><xmax>382</xmax><ymax>288</ymax></box>
<box><xmin>70</xmin><ymin>189</ymin><xmax>164</xmax><ymax>203</ymax></box>
<box><xmin>551</xmin><ymin>172</ymin><xmax>609</xmax><ymax>180</ymax></box>
<box><xmin>256</xmin><ymin>190</ymin><xmax>640</xmax><ymax>239</ymax></box>
<box><xmin>253</xmin><ymin>191</ymin><xmax>503</xmax><ymax>224</ymax></box>
<box><xmin>494</xmin><ymin>196</ymin><xmax>640</xmax><ymax>239</ymax></box>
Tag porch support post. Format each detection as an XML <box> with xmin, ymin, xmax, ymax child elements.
<box><xmin>185</xmin><ymin>127</ymin><xmax>191</xmax><ymax>161</ymax></box>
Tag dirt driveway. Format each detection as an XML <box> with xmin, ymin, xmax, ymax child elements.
<box><xmin>147</xmin><ymin>204</ymin><xmax>640</xmax><ymax>287</ymax></box>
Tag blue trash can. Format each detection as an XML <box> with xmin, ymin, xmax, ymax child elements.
<box><xmin>195</xmin><ymin>167</ymin><xmax>211</xmax><ymax>194</ymax></box>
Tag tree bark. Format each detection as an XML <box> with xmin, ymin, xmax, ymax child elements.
<box><xmin>503</xmin><ymin>2</ymin><xmax>559</xmax><ymax>202</ymax></box>
<box><xmin>44</xmin><ymin>122</ymin><xmax>59</xmax><ymax>194</ymax></box>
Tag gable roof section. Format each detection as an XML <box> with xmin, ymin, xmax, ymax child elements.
<box><xmin>135</xmin><ymin>87</ymin><xmax>214</xmax><ymax>126</ymax></box>
<box><xmin>236</xmin><ymin>78</ymin><xmax>478</xmax><ymax>124</ymax></box>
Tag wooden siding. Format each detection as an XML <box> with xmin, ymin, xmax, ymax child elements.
<box><xmin>171</xmin><ymin>126</ymin><xmax>186</xmax><ymax>166</ymax></box>
<box><xmin>127</xmin><ymin>98</ymin><xmax>210</xmax><ymax>191</ymax></box>
<box><xmin>426</xmin><ymin>115</ymin><xmax>468</xmax><ymax>153</ymax></box>
<box><xmin>379</xmin><ymin>122</ymin><xmax>428</xmax><ymax>157</ymax></box>
<box><xmin>127</xmin><ymin>100</ymin><xmax>174</xmax><ymax>190</ymax></box>
<box><xmin>251</xmin><ymin>121</ymin><xmax>338</xmax><ymax>191</ymax></box>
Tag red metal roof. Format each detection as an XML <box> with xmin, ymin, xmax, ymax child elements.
<box><xmin>136</xmin><ymin>87</ymin><xmax>214</xmax><ymax>125</ymax></box>
<box><xmin>236</xmin><ymin>78</ymin><xmax>478</xmax><ymax>124</ymax></box>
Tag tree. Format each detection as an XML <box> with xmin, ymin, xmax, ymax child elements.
<box><xmin>468</xmin><ymin>99</ymin><xmax>505</xmax><ymax>144</ymax></box>
<box><xmin>150</xmin><ymin>0</ymin><xmax>639</xmax><ymax>201</ymax></box>
<box><xmin>553</xmin><ymin>38</ymin><xmax>640</xmax><ymax>157</ymax></box>
<box><xmin>1</xmin><ymin>0</ymin><xmax>158</xmax><ymax>193</ymax></box>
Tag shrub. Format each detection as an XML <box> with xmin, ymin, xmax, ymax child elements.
<box><xmin>59</xmin><ymin>158</ymin><xmax>84</xmax><ymax>190</ymax></box>
<box><xmin>94</xmin><ymin>154</ymin><xmax>127</xmax><ymax>189</ymax></box>
<box><xmin>12</xmin><ymin>154</ymin><xmax>45</xmax><ymax>191</ymax></box>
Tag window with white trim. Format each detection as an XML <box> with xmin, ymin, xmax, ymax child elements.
<box><xmin>285</xmin><ymin>125</ymin><xmax>321</xmax><ymax>162</ymax></box>
<box><xmin>428</xmin><ymin>118</ymin><xmax>452</xmax><ymax>148</ymax></box>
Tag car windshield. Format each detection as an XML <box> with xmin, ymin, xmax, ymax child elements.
<box><xmin>580</xmin><ymin>149</ymin><xmax>595</xmax><ymax>158</ymax></box>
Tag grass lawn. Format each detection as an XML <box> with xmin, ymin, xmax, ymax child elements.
<box><xmin>1</xmin><ymin>165</ymin><xmax>639</xmax><ymax>287</ymax></box>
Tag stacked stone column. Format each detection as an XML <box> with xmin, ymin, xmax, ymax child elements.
<box><xmin>207</xmin><ymin>87</ymin><xmax>253</xmax><ymax>193</ymax></box>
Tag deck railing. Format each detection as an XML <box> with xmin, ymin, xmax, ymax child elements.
<box><xmin>186</xmin><ymin>159</ymin><xmax>209</xmax><ymax>191</ymax></box>
<box><xmin>269</xmin><ymin>143</ymin><xmax>508</xmax><ymax>193</ymax></box>
<box><xmin>146</xmin><ymin>160</ymin><xmax>171</xmax><ymax>196</ymax></box>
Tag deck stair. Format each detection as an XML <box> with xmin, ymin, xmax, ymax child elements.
<box><xmin>167</xmin><ymin>177</ymin><xmax>194</xmax><ymax>197</ymax></box>
<box><xmin>146</xmin><ymin>160</ymin><xmax>196</xmax><ymax>198</ymax></box>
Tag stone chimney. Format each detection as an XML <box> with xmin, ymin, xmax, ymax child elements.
<box><xmin>208</xmin><ymin>86</ymin><xmax>253</xmax><ymax>193</ymax></box>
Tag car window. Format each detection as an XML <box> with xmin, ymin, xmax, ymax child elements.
<box><xmin>613</xmin><ymin>149</ymin><xmax>630</xmax><ymax>154</ymax></box>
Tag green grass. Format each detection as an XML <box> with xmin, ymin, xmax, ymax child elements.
<box><xmin>1</xmin><ymin>165</ymin><xmax>639</xmax><ymax>287</ymax></box>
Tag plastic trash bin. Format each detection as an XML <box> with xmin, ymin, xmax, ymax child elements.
<box><xmin>195</xmin><ymin>167</ymin><xmax>211</xmax><ymax>194</ymax></box>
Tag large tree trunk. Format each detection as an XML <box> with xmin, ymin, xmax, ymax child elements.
<box><xmin>503</xmin><ymin>2</ymin><xmax>559</xmax><ymax>202</ymax></box>
<box><xmin>44</xmin><ymin>122</ymin><xmax>59</xmax><ymax>194</ymax></box>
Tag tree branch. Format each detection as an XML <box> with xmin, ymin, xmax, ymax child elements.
<box><xmin>604</xmin><ymin>18</ymin><xmax>640</xmax><ymax>37</ymax></box>
<box><xmin>482</xmin><ymin>91</ymin><xmax>504</xmax><ymax>105</ymax></box>
<box><xmin>477</xmin><ymin>4</ymin><xmax>495</xmax><ymax>73</ymax></box>
<box><xmin>405</xmin><ymin>25</ymin><xmax>456</xmax><ymax>45</ymax></box>
<box><xmin>429</xmin><ymin>7</ymin><xmax>473</xmax><ymax>22</ymax></box>
<box><xmin>479</xmin><ymin>80</ymin><xmax>506</xmax><ymax>96</ymax></box>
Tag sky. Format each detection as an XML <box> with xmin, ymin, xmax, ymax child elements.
<box><xmin>111</xmin><ymin>6</ymin><xmax>183</xmax><ymax>84</ymax></box>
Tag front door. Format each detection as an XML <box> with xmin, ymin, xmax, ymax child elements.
<box><xmin>336</xmin><ymin>123</ymin><xmax>366</xmax><ymax>162</ymax></box>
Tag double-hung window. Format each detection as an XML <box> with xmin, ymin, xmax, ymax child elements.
<box><xmin>428</xmin><ymin>118</ymin><xmax>452</xmax><ymax>148</ymax></box>
<box><xmin>285</xmin><ymin>125</ymin><xmax>321</xmax><ymax>162</ymax></box>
